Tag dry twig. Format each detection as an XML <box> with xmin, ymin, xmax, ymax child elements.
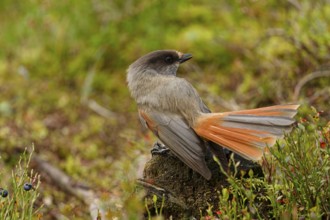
<box><xmin>136</xmin><ymin>179</ymin><xmax>187</xmax><ymax>210</ymax></box>
<box><xmin>293</xmin><ymin>70</ymin><xmax>330</xmax><ymax>101</ymax></box>
<box><xmin>32</xmin><ymin>155</ymin><xmax>105</xmax><ymax>220</ymax></box>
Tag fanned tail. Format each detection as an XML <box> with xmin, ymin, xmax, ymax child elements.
<box><xmin>194</xmin><ymin>104</ymin><xmax>300</xmax><ymax>161</ymax></box>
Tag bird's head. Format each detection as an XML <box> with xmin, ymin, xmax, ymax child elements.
<box><xmin>128</xmin><ymin>50</ymin><xmax>192</xmax><ymax>76</ymax></box>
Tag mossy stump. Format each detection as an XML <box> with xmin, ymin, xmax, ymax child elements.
<box><xmin>140</xmin><ymin>150</ymin><xmax>263</xmax><ymax>219</ymax></box>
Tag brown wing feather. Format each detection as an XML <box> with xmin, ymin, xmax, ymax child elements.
<box><xmin>139</xmin><ymin>110</ymin><xmax>212</xmax><ymax>179</ymax></box>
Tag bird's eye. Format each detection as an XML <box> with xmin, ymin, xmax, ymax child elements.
<box><xmin>164</xmin><ymin>56</ymin><xmax>174</xmax><ymax>64</ymax></box>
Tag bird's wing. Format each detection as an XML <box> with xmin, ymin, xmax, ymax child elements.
<box><xmin>139</xmin><ymin>110</ymin><xmax>211</xmax><ymax>180</ymax></box>
<box><xmin>198</xmin><ymin>98</ymin><xmax>211</xmax><ymax>113</ymax></box>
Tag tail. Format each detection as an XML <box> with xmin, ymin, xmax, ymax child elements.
<box><xmin>194</xmin><ymin>104</ymin><xmax>300</xmax><ymax>161</ymax></box>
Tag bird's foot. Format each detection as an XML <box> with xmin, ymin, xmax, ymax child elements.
<box><xmin>151</xmin><ymin>142</ymin><xmax>170</xmax><ymax>156</ymax></box>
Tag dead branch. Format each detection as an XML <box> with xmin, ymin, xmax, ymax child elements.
<box><xmin>308</xmin><ymin>88</ymin><xmax>330</xmax><ymax>104</ymax></box>
<box><xmin>136</xmin><ymin>179</ymin><xmax>187</xmax><ymax>210</ymax></box>
<box><xmin>32</xmin><ymin>155</ymin><xmax>105</xmax><ymax>220</ymax></box>
<box><xmin>86</xmin><ymin>99</ymin><xmax>117</xmax><ymax>119</ymax></box>
<box><xmin>293</xmin><ymin>70</ymin><xmax>330</xmax><ymax>101</ymax></box>
<box><xmin>81</xmin><ymin>68</ymin><xmax>117</xmax><ymax>120</ymax></box>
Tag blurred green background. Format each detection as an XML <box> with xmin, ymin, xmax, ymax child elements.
<box><xmin>0</xmin><ymin>0</ymin><xmax>329</xmax><ymax>218</ymax></box>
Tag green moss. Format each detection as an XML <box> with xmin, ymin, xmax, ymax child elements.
<box><xmin>0</xmin><ymin>0</ymin><xmax>329</xmax><ymax>218</ymax></box>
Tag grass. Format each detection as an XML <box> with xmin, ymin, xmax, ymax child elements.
<box><xmin>202</xmin><ymin>108</ymin><xmax>330</xmax><ymax>219</ymax></box>
<box><xmin>1</xmin><ymin>113</ymin><xmax>329</xmax><ymax>219</ymax></box>
<box><xmin>0</xmin><ymin>148</ymin><xmax>42</xmax><ymax>220</ymax></box>
<box><xmin>0</xmin><ymin>0</ymin><xmax>329</xmax><ymax>219</ymax></box>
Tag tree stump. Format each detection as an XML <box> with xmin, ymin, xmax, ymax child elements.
<box><xmin>140</xmin><ymin>149</ymin><xmax>263</xmax><ymax>219</ymax></box>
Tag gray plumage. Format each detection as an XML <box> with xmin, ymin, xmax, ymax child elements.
<box><xmin>127</xmin><ymin>50</ymin><xmax>299</xmax><ymax>180</ymax></box>
<box><xmin>127</xmin><ymin>50</ymin><xmax>213</xmax><ymax>179</ymax></box>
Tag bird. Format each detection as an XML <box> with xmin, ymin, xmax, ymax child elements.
<box><xmin>126</xmin><ymin>50</ymin><xmax>299</xmax><ymax>180</ymax></box>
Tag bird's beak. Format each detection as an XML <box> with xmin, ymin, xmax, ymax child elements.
<box><xmin>179</xmin><ymin>53</ymin><xmax>192</xmax><ymax>63</ymax></box>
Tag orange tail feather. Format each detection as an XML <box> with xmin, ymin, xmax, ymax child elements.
<box><xmin>194</xmin><ymin>104</ymin><xmax>299</xmax><ymax>161</ymax></box>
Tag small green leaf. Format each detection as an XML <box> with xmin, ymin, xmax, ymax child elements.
<box><xmin>222</xmin><ymin>188</ymin><xmax>229</xmax><ymax>201</ymax></box>
<box><xmin>153</xmin><ymin>194</ymin><xmax>158</xmax><ymax>204</ymax></box>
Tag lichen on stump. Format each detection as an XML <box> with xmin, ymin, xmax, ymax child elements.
<box><xmin>140</xmin><ymin>149</ymin><xmax>263</xmax><ymax>219</ymax></box>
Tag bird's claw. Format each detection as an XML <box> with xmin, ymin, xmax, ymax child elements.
<box><xmin>151</xmin><ymin>142</ymin><xmax>170</xmax><ymax>156</ymax></box>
